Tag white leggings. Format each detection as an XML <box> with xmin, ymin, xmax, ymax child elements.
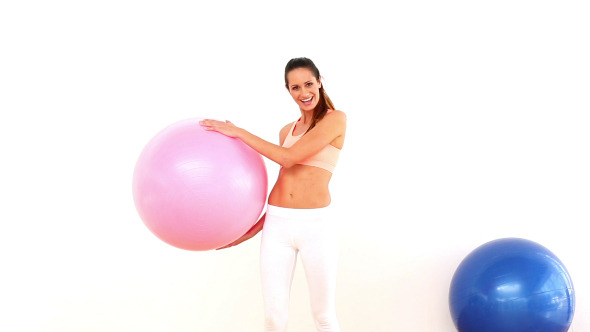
<box><xmin>260</xmin><ymin>205</ymin><xmax>341</xmax><ymax>332</ymax></box>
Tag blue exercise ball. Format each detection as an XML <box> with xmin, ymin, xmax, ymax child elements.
<box><xmin>449</xmin><ymin>238</ymin><xmax>575</xmax><ymax>332</ymax></box>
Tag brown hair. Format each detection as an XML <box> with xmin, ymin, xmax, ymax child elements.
<box><xmin>284</xmin><ymin>57</ymin><xmax>335</xmax><ymax>133</ymax></box>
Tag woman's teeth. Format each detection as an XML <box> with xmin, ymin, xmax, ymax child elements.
<box><xmin>302</xmin><ymin>97</ymin><xmax>313</xmax><ymax>102</ymax></box>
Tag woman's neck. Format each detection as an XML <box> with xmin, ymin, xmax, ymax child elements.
<box><xmin>299</xmin><ymin>109</ymin><xmax>314</xmax><ymax>125</ymax></box>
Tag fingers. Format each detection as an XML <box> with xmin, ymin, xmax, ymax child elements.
<box><xmin>199</xmin><ymin>119</ymin><xmax>222</xmax><ymax>126</ymax></box>
<box><xmin>215</xmin><ymin>236</ymin><xmax>246</xmax><ymax>250</ymax></box>
<box><xmin>216</xmin><ymin>243</ymin><xmax>235</xmax><ymax>250</ymax></box>
<box><xmin>199</xmin><ymin>119</ymin><xmax>233</xmax><ymax>127</ymax></box>
<box><xmin>200</xmin><ymin>119</ymin><xmax>222</xmax><ymax>132</ymax></box>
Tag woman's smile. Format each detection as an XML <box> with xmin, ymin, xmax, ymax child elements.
<box><xmin>300</xmin><ymin>96</ymin><xmax>314</xmax><ymax>106</ymax></box>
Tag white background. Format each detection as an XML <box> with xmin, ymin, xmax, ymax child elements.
<box><xmin>1</xmin><ymin>0</ymin><xmax>588</xmax><ymax>331</ymax></box>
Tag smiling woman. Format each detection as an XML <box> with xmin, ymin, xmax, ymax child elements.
<box><xmin>200</xmin><ymin>57</ymin><xmax>346</xmax><ymax>332</ymax></box>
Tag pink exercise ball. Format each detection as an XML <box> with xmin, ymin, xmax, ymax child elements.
<box><xmin>132</xmin><ymin>118</ymin><xmax>267</xmax><ymax>251</ymax></box>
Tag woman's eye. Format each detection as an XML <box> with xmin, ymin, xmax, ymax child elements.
<box><xmin>306</xmin><ymin>82</ymin><xmax>313</xmax><ymax>87</ymax></box>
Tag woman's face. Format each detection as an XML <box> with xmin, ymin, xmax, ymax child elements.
<box><xmin>286</xmin><ymin>68</ymin><xmax>321</xmax><ymax>112</ymax></box>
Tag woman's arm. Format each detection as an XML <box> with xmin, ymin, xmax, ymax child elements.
<box><xmin>216</xmin><ymin>213</ymin><xmax>266</xmax><ymax>249</ymax></box>
<box><xmin>200</xmin><ymin>111</ymin><xmax>346</xmax><ymax>167</ymax></box>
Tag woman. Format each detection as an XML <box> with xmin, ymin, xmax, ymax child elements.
<box><xmin>200</xmin><ymin>57</ymin><xmax>346</xmax><ymax>332</ymax></box>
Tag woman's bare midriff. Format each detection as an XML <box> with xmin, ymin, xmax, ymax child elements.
<box><xmin>268</xmin><ymin>164</ymin><xmax>333</xmax><ymax>209</ymax></box>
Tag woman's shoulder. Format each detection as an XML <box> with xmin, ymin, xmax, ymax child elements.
<box><xmin>325</xmin><ymin>109</ymin><xmax>347</xmax><ymax>123</ymax></box>
<box><xmin>279</xmin><ymin>121</ymin><xmax>295</xmax><ymax>144</ymax></box>
<box><xmin>280</xmin><ymin>121</ymin><xmax>295</xmax><ymax>135</ymax></box>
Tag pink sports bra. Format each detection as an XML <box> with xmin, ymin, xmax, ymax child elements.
<box><xmin>281</xmin><ymin>118</ymin><xmax>341</xmax><ymax>173</ymax></box>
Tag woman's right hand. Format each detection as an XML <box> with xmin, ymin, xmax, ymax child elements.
<box><xmin>216</xmin><ymin>213</ymin><xmax>266</xmax><ymax>250</ymax></box>
<box><xmin>216</xmin><ymin>233</ymin><xmax>252</xmax><ymax>250</ymax></box>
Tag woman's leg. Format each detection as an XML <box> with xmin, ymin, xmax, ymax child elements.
<box><xmin>298</xmin><ymin>217</ymin><xmax>341</xmax><ymax>332</ymax></box>
<box><xmin>260</xmin><ymin>212</ymin><xmax>298</xmax><ymax>332</ymax></box>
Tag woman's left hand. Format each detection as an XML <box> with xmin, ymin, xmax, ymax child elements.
<box><xmin>199</xmin><ymin>119</ymin><xmax>242</xmax><ymax>138</ymax></box>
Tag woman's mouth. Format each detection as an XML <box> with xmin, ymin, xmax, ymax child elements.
<box><xmin>301</xmin><ymin>96</ymin><xmax>313</xmax><ymax>106</ymax></box>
